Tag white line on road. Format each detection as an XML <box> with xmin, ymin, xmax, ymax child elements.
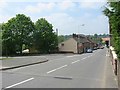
<box><xmin>66</xmin><ymin>56</ymin><xmax>75</xmax><ymax>58</ymax></box>
<box><xmin>5</xmin><ymin>78</ymin><xmax>34</xmax><ymax>89</ymax></box>
<box><xmin>71</xmin><ymin>60</ymin><xmax>80</xmax><ymax>64</ymax></box>
<box><xmin>81</xmin><ymin>57</ymin><xmax>87</xmax><ymax>60</ymax></box>
<box><xmin>47</xmin><ymin>65</ymin><xmax>68</xmax><ymax>74</ymax></box>
<box><xmin>66</xmin><ymin>55</ymin><xmax>79</xmax><ymax>58</ymax></box>
<box><xmin>71</xmin><ymin>55</ymin><xmax>93</xmax><ymax>64</ymax></box>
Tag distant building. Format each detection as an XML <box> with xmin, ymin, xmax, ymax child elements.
<box><xmin>102</xmin><ymin>37</ymin><xmax>110</xmax><ymax>47</ymax></box>
<box><xmin>58</xmin><ymin>34</ymin><xmax>96</xmax><ymax>54</ymax></box>
<box><xmin>102</xmin><ymin>37</ymin><xmax>110</xmax><ymax>42</ymax></box>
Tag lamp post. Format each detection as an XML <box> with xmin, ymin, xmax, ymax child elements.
<box><xmin>77</xmin><ymin>24</ymin><xmax>85</xmax><ymax>53</ymax></box>
<box><xmin>56</xmin><ymin>28</ymin><xmax>59</xmax><ymax>52</ymax></box>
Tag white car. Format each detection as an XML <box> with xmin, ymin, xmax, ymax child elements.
<box><xmin>87</xmin><ymin>49</ymin><xmax>93</xmax><ymax>53</ymax></box>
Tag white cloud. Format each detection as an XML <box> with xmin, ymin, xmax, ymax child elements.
<box><xmin>42</xmin><ymin>13</ymin><xmax>108</xmax><ymax>35</ymax></box>
<box><xmin>22</xmin><ymin>2</ymin><xmax>55</xmax><ymax>14</ymax></box>
<box><xmin>43</xmin><ymin>13</ymin><xmax>76</xmax><ymax>35</ymax></box>
<box><xmin>3</xmin><ymin>0</ymin><xmax>107</xmax><ymax>2</ymax></box>
<box><xmin>0</xmin><ymin>15</ymin><xmax>14</xmax><ymax>23</ymax></box>
<box><xmin>0</xmin><ymin>1</ymin><xmax>108</xmax><ymax>35</ymax></box>
<box><xmin>0</xmin><ymin>0</ymin><xmax>8</xmax><ymax>14</ymax></box>
<box><xmin>58</xmin><ymin>0</ymin><xmax>76</xmax><ymax>10</ymax></box>
<box><xmin>0</xmin><ymin>0</ymin><xmax>7</xmax><ymax>8</ymax></box>
<box><xmin>78</xmin><ymin>14</ymin><xmax>109</xmax><ymax>35</ymax></box>
<box><xmin>20</xmin><ymin>1</ymin><xmax>76</xmax><ymax>14</ymax></box>
<box><xmin>79</xmin><ymin>2</ymin><xmax>106</xmax><ymax>9</ymax></box>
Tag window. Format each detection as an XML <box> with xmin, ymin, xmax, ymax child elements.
<box><xmin>61</xmin><ymin>43</ymin><xmax>64</xmax><ymax>46</ymax></box>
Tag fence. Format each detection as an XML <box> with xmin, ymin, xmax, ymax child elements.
<box><xmin>110</xmin><ymin>46</ymin><xmax>120</xmax><ymax>89</ymax></box>
<box><xmin>110</xmin><ymin>46</ymin><xmax>118</xmax><ymax>75</ymax></box>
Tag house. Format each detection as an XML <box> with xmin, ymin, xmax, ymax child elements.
<box><xmin>58</xmin><ymin>34</ymin><xmax>95</xmax><ymax>54</ymax></box>
<box><xmin>87</xmin><ymin>37</ymin><xmax>98</xmax><ymax>49</ymax></box>
<box><xmin>102</xmin><ymin>37</ymin><xmax>110</xmax><ymax>42</ymax></box>
<box><xmin>58</xmin><ymin>38</ymin><xmax>78</xmax><ymax>53</ymax></box>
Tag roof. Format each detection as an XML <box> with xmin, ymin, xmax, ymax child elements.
<box><xmin>59</xmin><ymin>34</ymin><xmax>96</xmax><ymax>44</ymax></box>
<box><xmin>73</xmin><ymin>34</ymin><xmax>91</xmax><ymax>43</ymax></box>
<box><xmin>102</xmin><ymin>37</ymin><xmax>110</xmax><ymax>41</ymax></box>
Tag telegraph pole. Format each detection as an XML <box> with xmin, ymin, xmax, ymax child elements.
<box><xmin>56</xmin><ymin>28</ymin><xmax>59</xmax><ymax>52</ymax></box>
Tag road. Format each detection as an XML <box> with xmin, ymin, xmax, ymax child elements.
<box><xmin>1</xmin><ymin>48</ymin><xmax>118</xmax><ymax>88</ymax></box>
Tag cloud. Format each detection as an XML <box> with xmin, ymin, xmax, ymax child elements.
<box><xmin>0</xmin><ymin>1</ymin><xmax>108</xmax><ymax>35</ymax></box>
<box><xmin>43</xmin><ymin>13</ymin><xmax>76</xmax><ymax>35</ymax></box>
<box><xmin>0</xmin><ymin>14</ymin><xmax>14</xmax><ymax>23</ymax></box>
<box><xmin>58</xmin><ymin>0</ymin><xmax>76</xmax><ymax>10</ymax></box>
<box><xmin>20</xmin><ymin>1</ymin><xmax>76</xmax><ymax>14</ymax></box>
<box><xmin>79</xmin><ymin>1</ymin><xmax>106</xmax><ymax>9</ymax></box>
<box><xmin>22</xmin><ymin>2</ymin><xmax>55</xmax><ymax>14</ymax></box>
<box><xmin>0</xmin><ymin>0</ymin><xmax>7</xmax><ymax>8</ymax></box>
<box><xmin>42</xmin><ymin>12</ymin><xmax>108</xmax><ymax>35</ymax></box>
<box><xmin>2</xmin><ymin>0</ymin><xmax>107</xmax><ymax>2</ymax></box>
<box><xmin>0</xmin><ymin>0</ymin><xmax>8</xmax><ymax>14</ymax></box>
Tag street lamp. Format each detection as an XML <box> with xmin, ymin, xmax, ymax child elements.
<box><xmin>78</xmin><ymin>24</ymin><xmax>85</xmax><ymax>34</ymax></box>
<box><xmin>77</xmin><ymin>24</ymin><xmax>85</xmax><ymax>53</ymax></box>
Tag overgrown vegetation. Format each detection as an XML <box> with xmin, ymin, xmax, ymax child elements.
<box><xmin>0</xmin><ymin>23</ymin><xmax>2</xmax><ymax>56</ymax></box>
<box><xmin>103</xmin><ymin>1</ymin><xmax>120</xmax><ymax>59</ymax></box>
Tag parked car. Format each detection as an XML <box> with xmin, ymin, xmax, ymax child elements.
<box><xmin>87</xmin><ymin>49</ymin><xmax>93</xmax><ymax>53</ymax></box>
<box><xmin>93</xmin><ymin>47</ymin><xmax>97</xmax><ymax>50</ymax></box>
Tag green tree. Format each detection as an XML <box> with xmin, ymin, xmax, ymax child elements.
<box><xmin>34</xmin><ymin>18</ymin><xmax>58</xmax><ymax>53</ymax></box>
<box><xmin>58</xmin><ymin>35</ymin><xmax>65</xmax><ymax>43</ymax></box>
<box><xmin>103</xmin><ymin>2</ymin><xmax>120</xmax><ymax>59</ymax></box>
<box><xmin>0</xmin><ymin>23</ymin><xmax>2</xmax><ymax>56</ymax></box>
<box><xmin>2</xmin><ymin>14</ymin><xmax>35</xmax><ymax>55</ymax></box>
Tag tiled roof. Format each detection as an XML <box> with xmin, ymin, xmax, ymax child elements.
<box><xmin>73</xmin><ymin>34</ymin><xmax>90</xmax><ymax>43</ymax></box>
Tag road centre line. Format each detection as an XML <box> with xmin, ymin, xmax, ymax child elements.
<box><xmin>47</xmin><ymin>65</ymin><xmax>68</xmax><ymax>74</ymax></box>
<box><xmin>5</xmin><ymin>78</ymin><xmax>34</xmax><ymax>89</ymax></box>
<box><xmin>86</xmin><ymin>55</ymin><xmax>93</xmax><ymax>58</ymax></box>
<box><xmin>71</xmin><ymin>60</ymin><xmax>80</xmax><ymax>64</ymax></box>
<box><xmin>81</xmin><ymin>57</ymin><xmax>87</xmax><ymax>60</ymax></box>
<box><xmin>71</xmin><ymin>55</ymin><xmax>93</xmax><ymax>64</ymax></box>
<box><xmin>66</xmin><ymin>55</ymin><xmax>75</xmax><ymax>58</ymax></box>
<box><xmin>47</xmin><ymin>55</ymin><xmax>93</xmax><ymax>73</ymax></box>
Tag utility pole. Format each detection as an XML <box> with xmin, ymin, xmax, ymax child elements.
<box><xmin>78</xmin><ymin>24</ymin><xmax>85</xmax><ymax>53</ymax></box>
<box><xmin>56</xmin><ymin>28</ymin><xmax>59</xmax><ymax>52</ymax></box>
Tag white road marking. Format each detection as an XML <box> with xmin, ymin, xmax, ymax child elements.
<box><xmin>81</xmin><ymin>57</ymin><xmax>87</xmax><ymax>60</ymax></box>
<box><xmin>5</xmin><ymin>78</ymin><xmax>34</xmax><ymax>89</ymax></box>
<box><xmin>66</xmin><ymin>55</ymin><xmax>79</xmax><ymax>58</ymax></box>
<box><xmin>71</xmin><ymin>55</ymin><xmax>93</xmax><ymax>64</ymax></box>
<box><xmin>47</xmin><ymin>65</ymin><xmax>68</xmax><ymax>74</ymax></box>
<box><xmin>66</xmin><ymin>55</ymin><xmax>75</xmax><ymax>57</ymax></box>
<box><xmin>88</xmin><ymin>55</ymin><xmax>93</xmax><ymax>57</ymax></box>
<box><xmin>71</xmin><ymin>60</ymin><xmax>80</xmax><ymax>64</ymax></box>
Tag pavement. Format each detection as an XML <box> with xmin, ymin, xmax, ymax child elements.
<box><xmin>0</xmin><ymin>56</ymin><xmax>49</xmax><ymax>70</ymax></box>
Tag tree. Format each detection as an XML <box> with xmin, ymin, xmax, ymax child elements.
<box><xmin>0</xmin><ymin>23</ymin><xmax>2</xmax><ymax>56</ymax></box>
<box><xmin>2</xmin><ymin>18</ymin><xmax>17</xmax><ymax>55</ymax></box>
<box><xmin>2</xmin><ymin>14</ymin><xmax>35</xmax><ymax>55</ymax></box>
<box><xmin>103</xmin><ymin>1</ymin><xmax>120</xmax><ymax>59</ymax></box>
<box><xmin>58</xmin><ymin>35</ymin><xmax>65</xmax><ymax>43</ymax></box>
<box><xmin>34</xmin><ymin>18</ymin><xmax>58</xmax><ymax>53</ymax></box>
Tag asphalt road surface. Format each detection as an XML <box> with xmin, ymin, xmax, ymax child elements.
<box><xmin>1</xmin><ymin>48</ymin><xmax>118</xmax><ymax>88</ymax></box>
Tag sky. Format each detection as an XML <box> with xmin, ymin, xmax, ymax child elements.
<box><xmin>0</xmin><ymin>0</ymin><xmax>109</xmax><ymax>35</ymax></box>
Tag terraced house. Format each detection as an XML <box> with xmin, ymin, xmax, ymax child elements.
<box><xmin>58</xmin><ymin>34</ymin><xmax>96</xmax><ymax>54</ymax></box>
